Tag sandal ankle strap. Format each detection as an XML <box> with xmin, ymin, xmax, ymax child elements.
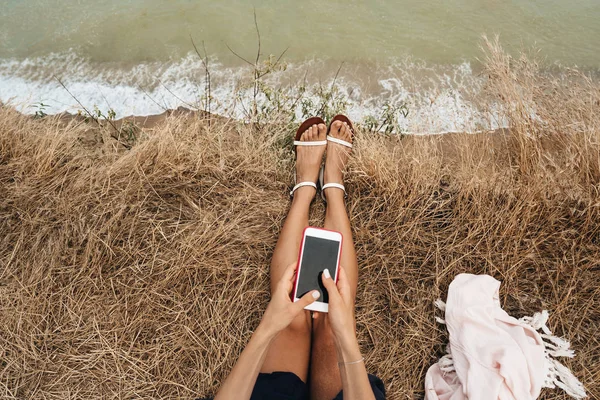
<box><xmin>321</xmin><ymin>182</ymin><xmax>346</xmax><ymax>202</ymax></box>
<box><xmin>318</xmin><ymin>165</ymin><xmax>347</xmax><ymax>202</ymax></box>
<box><xmin>290</xmin><ymin>181</ymin><xmax>317</xmax><ymax>197</ymax></box>
<box><xmin>321</xmin><ymin>183</ymin><xmax>346</xmax><ymax>193</ymax></box>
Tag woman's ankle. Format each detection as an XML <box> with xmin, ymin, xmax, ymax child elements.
<box><xmin>323</xmin><ymin>189</ymin><xmax>345</xmax><ymax>204</ymax></box>
<box><xmin>292</xmin><ymin>187</ymin><xmax>316</xmax><ymax>203</ymax></box>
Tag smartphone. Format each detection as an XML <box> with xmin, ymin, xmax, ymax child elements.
<box><xmin>292</xmin><ymin>227</ymin><xmax>343</xmax><ymax>313</ymax></box>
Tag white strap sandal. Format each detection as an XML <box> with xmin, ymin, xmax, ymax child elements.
<box><xmin>326</xmin><ymin>114</ymin><xmax>355</xmax><ymax>149</ymax></box>
<box><xmin>319</xmin><ymin>115</ymin><xmax>354</xmax><ymax>201</ymax></box>
<box><xmin>318</xmin><ymin>166</ymin><xmax>346</xmax><ymax>202</ymax></box>
<box><xmin>290</xmin><ymin>117</ymin><xmax>327</xmax><ymax>198</ymax></box>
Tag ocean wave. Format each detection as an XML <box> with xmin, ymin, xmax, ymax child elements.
<box><xmin>0</xmin><ymin>51</ymin><xmax>505</xmax><ymax>134</ymax></box>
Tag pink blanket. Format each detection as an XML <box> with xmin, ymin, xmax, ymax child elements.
<box><xmin>425</xmin><ymin>274</ymin><xmax>586</xmax><ymax>400</ymax></box>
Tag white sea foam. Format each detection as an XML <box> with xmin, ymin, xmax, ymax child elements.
<box><xmin>0</xmin><ymin>51</ymin><xmax>505</xmax><ymax>134</ymax></box>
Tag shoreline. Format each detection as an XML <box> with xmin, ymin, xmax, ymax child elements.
<box><xmin>43</xmin><ymin>104</ymin><xmax>508</xmax><ymax>140</ymax></box>
<box><xmin>0</xmin><ymin>51</ymin><xmax>500</xmax><ymax>135</ymax></box>
<box><xmin>2</xmin><ymin>47</ymin><xmax>598</xmax><ymax>136</ymax></box>
<box><xmin>28</xmin><ymin>105</ymin><xmax>511</xmax><ymax>167</ymax></box>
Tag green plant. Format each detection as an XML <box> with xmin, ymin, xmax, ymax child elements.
<box><xmin>229</xmin><ymin>48</ymin><xmax>293</xmax><ymax>125</ymax></box>
<box><xmin>120</xmin><ymin>121</ymin><xmax>138</xmax><ymax>143</ymax></box>
<box><xmin>32</xmin><ymin>102</ymin><xmax>48</xmax><ymax>119</ymax></box>
<box><xmin>300</xmin><ymin>83</ymin><xmax>349</xmax><ymax>122</ymax></box>
<box><xmin>93</xmin><ymin>105</ymin><xmax>116</xmax><ymax>121</ymax></box>
<box><xmin>363</xmin><ymin>100</ymin><xmax>409</xmax><ymax>134</ymax></box>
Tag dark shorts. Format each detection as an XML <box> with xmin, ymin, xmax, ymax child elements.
<box><xmin>250</xmin><ymin>371</ymin><xmax>386</xmax><ymax>400</ymax></box>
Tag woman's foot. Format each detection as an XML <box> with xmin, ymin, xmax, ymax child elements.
<box><xmin>323</xmin><ymin>120</ymin><xmax>353</xmax><ymax>201</ymax></box>
<box><xmin>295</xmin><ymin>123</ymin><xmax>327</xmax><ymax>198</ymax></box>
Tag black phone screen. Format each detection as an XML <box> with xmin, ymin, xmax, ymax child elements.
<box><xmin>296</xmin><ymin>236</ymin><xmax>340</xmax><ymax>303</ymax></box>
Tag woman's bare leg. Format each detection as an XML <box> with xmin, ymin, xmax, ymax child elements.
<box><xmin>260</xmin><ymin>123</ymin><xmax>327</xmax><ymax>382</ymax></box>
<box><xmin>310</xmin><ymin>121</ymin><xmax>358</xmax><ymax>399</ymax></box>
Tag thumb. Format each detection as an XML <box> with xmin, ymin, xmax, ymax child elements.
<box><xmin>294</xmin><ymin>290</ymin><xmax>320</xmax><ymax>312</ymax></box>
<box><xmin>321</xmin><ymin>268</ymin><xmax>341</xmax><ymax>300</ymax></box>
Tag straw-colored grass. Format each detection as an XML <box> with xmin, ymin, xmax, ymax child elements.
<box><xmin>1</xmin><ymin>39</ymin><xmax>599</xmax><ymax>399</ymax></box>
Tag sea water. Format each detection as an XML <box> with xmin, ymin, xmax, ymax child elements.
<box><xmin>1</xmin><ymin>0</ymin><xmax>599</xmax><ymax>133</ymax></box>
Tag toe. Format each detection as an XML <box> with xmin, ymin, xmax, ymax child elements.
<box><xmin>317</xmin><ymin>123</ymin><xmax>327</xmax><ymax>139</ymax></box>
<box><xmin>300</xmin><ymin>128</ymin><xmax>308</xmax><ymax>141</ymax></box>
<box><xmin>310</xmin><ymin>124</ymin><xmax>318</xmax><ymax>141</ymax></box>
<box><xmin>331</xmin><ymin>120</ymin><xmax>343</xmax><ymax>136</ymax></box>
<box><xmin>343</xmin><ymin>122</ymin><xmax>352</xmax><ymax>142</ymax></box>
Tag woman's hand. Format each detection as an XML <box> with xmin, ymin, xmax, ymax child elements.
<box><xmin>322</xmin><ymin>267</ymin><xmax>375</xmax><ymax>400</ymax></box>
<box><xmin>320</xmin><ymin>266</ymin><xmax>356</xmax><ymax>343</ymax></box>
<box><xmin>214</xmin><ymin>263</ymin><xmax>318</xmax><ymax>400</ymax></box>
<box><xmin>258</xmin><ymin>262</ymin><xmax>320</xmax><ymax>337</ymax></box>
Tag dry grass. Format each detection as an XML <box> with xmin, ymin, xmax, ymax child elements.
<box><xmin>1</xmin><ymin>39</ymin><xmax>600</xmax><ymax>399</ymax></box>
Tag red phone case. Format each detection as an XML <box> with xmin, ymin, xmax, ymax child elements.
<box><xmin>291</xmin><ymin>226</ymin><xmax>343</xmax><ymax>300</ymax></box>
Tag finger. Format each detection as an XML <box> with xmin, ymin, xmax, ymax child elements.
<box><xmin>321</xmin><ymin>268</ymin><xmax>342</xmax><ymax>302</ymax></box>
<box><xmin>279</xmin><ymin>262</ymin><xmax>298</xmax><ymax>294</ymax></box>
<box><xmin>337</xmin><ymin>266</ymin><xmax>352</xmax><ymax>301</ymax></box>
<box><xmin>293</xmin><ymin>290</ymin><xmax>320</xmax><ymax>312</ymax></box>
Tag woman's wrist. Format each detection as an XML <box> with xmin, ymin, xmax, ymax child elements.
<box><xmin>254</xmin><ymin>321</ymin><xmax>280</xmax><ymax>343</ymax></box>
<box><xmin>336</xmin><ymin>327</ymin><xmax>358</xmax><ymax>346</ymax></box>
<box><xmin>334</xmin><ymin>331</ymin><xmax>362</xmax><ymax>362</ymax></box>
